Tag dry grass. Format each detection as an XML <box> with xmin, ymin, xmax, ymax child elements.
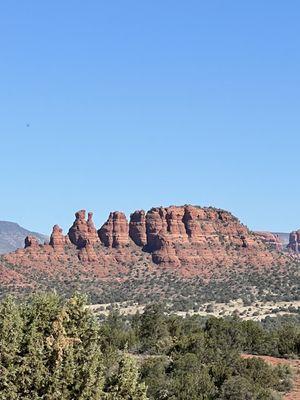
<box><xmin>90</xmin><ymin>298</ymin><xmax>300</xmax><ymax>321</ymax></box>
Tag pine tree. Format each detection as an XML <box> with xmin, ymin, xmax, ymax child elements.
<box><xmin>0</xmin><ymin>297</ymin><xmax>23</xmax><ymax>400</ymax></box>
<box><xmin>105</xmin><ymin>353</ymin><xmax>148</xmax><ymax>400</ymax></box>
<box><xmin>0</xmin><ymin>292</ymin><xmax>106</xmax><ymax>400</ymax></box>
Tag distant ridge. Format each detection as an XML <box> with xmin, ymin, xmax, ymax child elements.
<box><xmin>0</xmin><ymin>221</ymin><xmax>48</xmax><ymax>254</ymax></box>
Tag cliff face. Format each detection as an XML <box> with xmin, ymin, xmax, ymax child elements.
<box><xmin>254</xmin><ymin>232</ymin><xmax>283</xmax><ymax>251</ymax></box>
<box><xmin>1</xmin><ymin>205</ymin><xmax>289</xmax><ymax>290</ymax></box>
<box><xmin>129</xmin><ymin>210</ymin><xmax>147</xmax><ymax>247</ymax></box>
<box><xmin>139</xmin><ymin>206</ymin><xmax>278</xmax><ymax>270</ymax></box>
<box><xmin>98</xmin><ymin>212</ymin><xmax>129</xmax><ymax>248</ymax></box>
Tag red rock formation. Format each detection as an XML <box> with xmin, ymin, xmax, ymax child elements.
<box><xmin>98</xmin><ymin>205</ymin><xmax>269</xmax><ymax>269</ymax></box>
<box><xmin>143</xmin><ymin>205</ymin><xmax>261</xmax><ymax>264</ymax></box>
<box><xmin>98</xmin><ymin>212</ymin><xmax>129</xmax><ymax>247</ymax></box>
<box><xmin>1</xmin><ymin>204</ymin><xmax>290</xmax><ymax>296</ymax></box>
<box><xmin>129</xmin><ymin>210</ymin><xmax>147</xmax><ymax>246</ymax></box>
<box><xmin>87</xmin><ymin>212</ymin><xmax>99</xmax><ymax>243</ymax></box>
<box><xmin>166</xmin><ymin>206</ymin><xmax>189</xmax><ymax>242</ymax></box>
<box><xmin>68</xmin><ymin>210</ymin><xmax>99</xmax><ymax>248</ymax></box>
<box><xmin>49</xmin><ymin>225</ymin><xmax>66</xmax><ymax>251</ymax></box>
<box><xmin>151</xmin><ymin>234</ymin><xmax>180</xmax><ymax>267</ymax></box>
<box><xmin>288</xmin><ymin>230</ymin><xmax>300</xmax><ymax>253</ymax></box>
<box><xmin>255</xmin><ymin>231</ymin><xmax>283</xmax><ymax>251</ymax></box>
<box><xmin>182</xmin><ymin>206</ymin><xmax>206</xmax><ymax>241</ymax></box>
<box><xmin>78</xmin><ymin>239</ymin><xmax>98</xmax><ymax>262</ymax></box>
<box><xmin>24</xmin><ymin>235</ymin><xmax>39</xmax><ymax>248</ymax></box>
<box><xmin>145</xmin><ymin>207</ymin><xmax>168</xmax><ymax>250</ymax></box>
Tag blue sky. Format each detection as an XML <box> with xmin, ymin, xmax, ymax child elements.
<box><xmin>0</xmin><ymin>1</ymin><xmax>299</xmax><ymax>234</ymax></box>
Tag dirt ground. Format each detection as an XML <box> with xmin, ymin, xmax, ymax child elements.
<box><xmin>90</xmin><ymin>299</ymin><xmax>300</xmax><ymax>321</ymax></box>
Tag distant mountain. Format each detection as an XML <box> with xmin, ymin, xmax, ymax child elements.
<box><xmin>0</xmin><ymin>221</ymin><xmax>48</xmax><ymax>254</ymax></box>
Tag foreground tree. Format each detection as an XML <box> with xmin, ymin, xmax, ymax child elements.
<box><xmin>104</xmin><ymin>352</ymin><xmax>148</xmax><ymax>400</ymax></box>
<box><xmin>0</xmin><ymin>294</ymin><xmax>295</xmax><ymax>400</ymax></box>
<box><xmin>0</xmin><ymin>297</ymin><xmax>23</xmax><ymax>399</ymax></box>
<box><xmin>0</xmin><ymin>293</ymin><xmax>105</xmax><ymax>400</ymax></box>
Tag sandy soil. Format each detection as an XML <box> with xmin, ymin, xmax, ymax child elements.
<box><xmin>90</xmin><ymin>299</ymin><xmax>300</xmax><ymax>321</ymax></box>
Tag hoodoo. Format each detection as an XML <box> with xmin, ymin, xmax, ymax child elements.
<box><xmin>1</xmin><ymin>205</ymin><xmax>289</xmax><ymax>296</ymax></box>
<box><xmin>49</xmin><ymin>225</ymin><xmax>66</xmax><ymax>251</ymax></box>
<box><xmin>68</xmin><ymin>210</ymin><xmax>99</xmax><ymax>248</ymax></box>
<box><xmin>98</xmin><ymin>211</ymin><xmax>129</xmax><ymax>248</ymax></box>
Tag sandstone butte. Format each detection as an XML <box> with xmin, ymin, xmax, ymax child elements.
<box><xmin>0</xmin><ymin>205</ymin><xmax>292</xmax><ymax>291</ymax></box>
<box><xmin>254</xmin><ymin>231</ymin><xmax>283</xmax><ymax>251</ymax></box>
<box><xmin>288</xmin><ymin>229</ymin><xmax>300</xmax><ymax>254</ymax></box>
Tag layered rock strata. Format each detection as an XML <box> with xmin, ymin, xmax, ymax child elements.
<box><xmin>68</xmin><ymin>210</ymin><xmax>99</xmax><ymax>248</ymax></box>
<box><xmin>254</xmin><ymin>232</ymin><xmax>283</xmax><ymax>251</ymax></box>
<box><xmin>98</xmin><ymin>212</ymin><xmax>129</xmax><ymax>248</ymax></box>
<box><xmin>2</xmin><ymin>205</ymin><xmax>288</xmax><ymax>284</ymax></box>
<box><xmin>49</xmin><ymin>225</ymin><xmax>66</xmax><ymax>251</ymax></box>
<box><xmin>129</xmin><ymin>210</ymin><xmax>147</xmax><ymax>247</ymax></box>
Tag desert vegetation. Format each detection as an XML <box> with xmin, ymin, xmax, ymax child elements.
<box><xmin>2</xmin><ymin>257</ymin><xmax>299</xmax><ymax>313</ymax></box>
<box><xmin>0</xmin><ymin>293</ymin><xmax>299</xmax><ymax>399</ymax></box>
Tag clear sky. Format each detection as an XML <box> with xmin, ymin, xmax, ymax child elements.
<box><xmin>0</xmin><ymin>1</ymin><xmax>299</xmax><ymax>234</ymax></box>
